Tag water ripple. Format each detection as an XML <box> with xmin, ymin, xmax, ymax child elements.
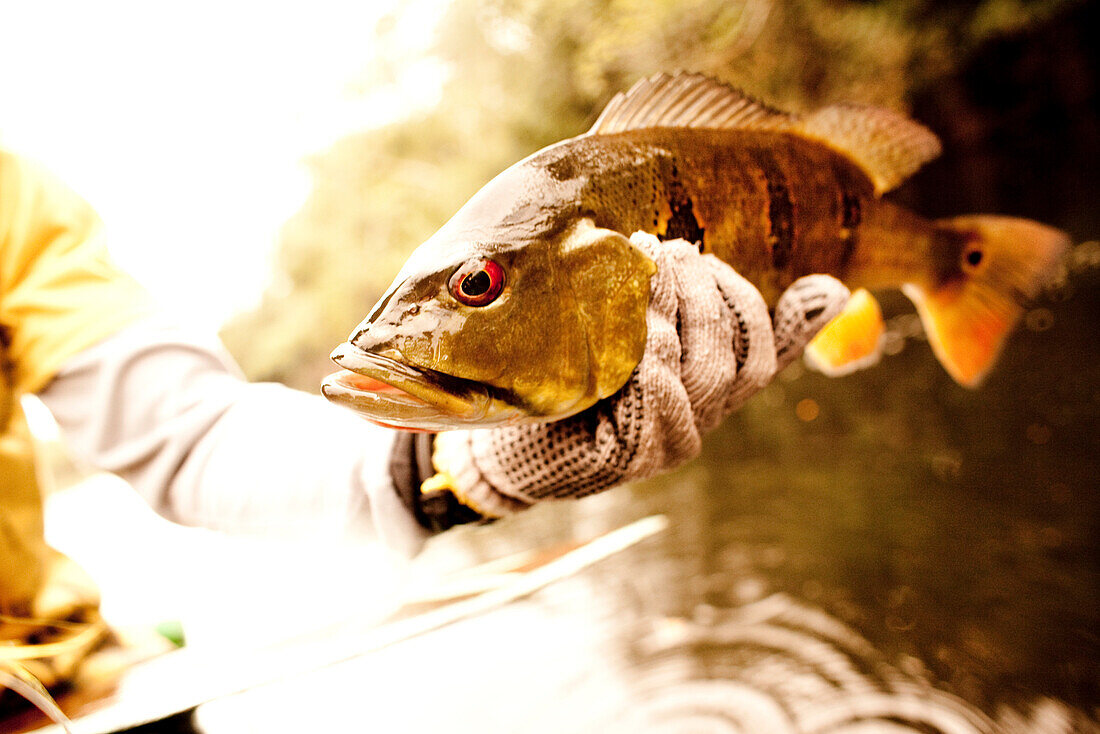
<box><xmin>608</xmin><ymin>593</ymin><xmax>1092</xmax><ymax>734</ymax></box>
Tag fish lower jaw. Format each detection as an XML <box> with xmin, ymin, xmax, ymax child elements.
<box><xmin>324</xmin><ymin>343</ymin><xmax>525</xmax><ymax>430</ymax></box>
<box><xmin>321</xmin><ymin>370</ymin><xmax>479</xmax><ymax>431</ymax></box>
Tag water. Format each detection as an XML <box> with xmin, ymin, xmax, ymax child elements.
<box><xmin>350</xmin><ymin>256</ymin><xmax>1099</xmax><ymax>733</ymax></box>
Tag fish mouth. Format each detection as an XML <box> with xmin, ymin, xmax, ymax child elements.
<box><xmin>321</xmin><ymin>342</ymin><xmax>512</xmax><ymax>431</ymax></box>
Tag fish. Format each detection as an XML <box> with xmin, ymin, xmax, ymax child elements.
<box><xmin>322</xmin><ymin>72</ymin><xmax>1070</xmax><ymax>431</ymax></box>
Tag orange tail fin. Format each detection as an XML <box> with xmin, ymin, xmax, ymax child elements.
<box><xmin>903</xmin><ymin>215</ymin><xmax>1070</xmax><ymax>387</ymax></box>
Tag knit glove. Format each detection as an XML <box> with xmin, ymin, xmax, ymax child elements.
<box><xmin>392</xmin><ymin>234</ymin><xmax>850</xmax><ymax>526</ymax></box>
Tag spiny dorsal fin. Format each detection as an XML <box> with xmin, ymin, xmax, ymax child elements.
<box><xmin>588</xmin><ymin>72</ymin><xmax>941</xmax><ymax>194</ymax></box>
<box><xmin>800</xmin><ymin>104</ymin><xmax>941</xmax><ymax>194</ymax></box>
<box><xmin>587</xmin><ymin>72</ymin><xmax>793</xmax><ymax>135</ymax></box>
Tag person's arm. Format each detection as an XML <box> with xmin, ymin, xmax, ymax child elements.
<box><xmin>38</xmin><ymin>237</ymin><xmax>846</xmax><ymax>554</ymax></box>
<box><xmin>37</xmin><ymin>317</ymin><xmax>429</xmax><ymax>555</ymax></box>
<box><xmin>0</xmin><ymin>150</ymin><xmax>428</xmax><ymax>555</ymax></box>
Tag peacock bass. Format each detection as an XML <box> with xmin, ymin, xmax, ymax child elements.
<box><xmin>322</xmin><ymin>72</ymin><xmax>1070</xmax><ymax>430</ymax></box>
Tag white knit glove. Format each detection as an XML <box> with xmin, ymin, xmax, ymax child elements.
<box><xmin>429</xmin><ymin>234</ymin><xmax>850</xmax><ymax>518</ymax></box>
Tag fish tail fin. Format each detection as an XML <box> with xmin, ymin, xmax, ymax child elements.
<box><xmin>904</xmin><ymin>215</ymin><xmax>1070</xmax><ymax>387</ymax></box>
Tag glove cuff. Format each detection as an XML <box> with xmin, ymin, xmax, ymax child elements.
<box><xmin>431</xmin><ymin>430</ymin><xmax>534</xmax><ymax>517</ymax></box>
<box><xmin>389</xmin><ymin>432</ymin><xmax>486</xmax><ymax>532</ymax></box>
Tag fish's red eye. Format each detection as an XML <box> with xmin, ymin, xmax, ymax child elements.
<box><xmin>449</xmin><ymin>259</ymin><xmax>505</xmax><ymax>306</ymax></box>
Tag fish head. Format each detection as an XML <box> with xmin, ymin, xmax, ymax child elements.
<box><xmin>323</xmin><ymin>217</ymin><xmax>655</xmax><ymax>430</ymax></box>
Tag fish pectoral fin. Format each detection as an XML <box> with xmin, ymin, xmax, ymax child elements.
<box><xmin>798</xmin><ymin>105</ymin><xmax>941</xmax><ymax>194</ymax></box>
<box><xmin>804</xmin><ymin>288</ymin><xmax>885</xmax><ymax>377</ymax></box>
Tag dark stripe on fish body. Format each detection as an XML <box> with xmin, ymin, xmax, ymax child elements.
<box><xmin>841</xmin><ymin>191</ymin><xmax>862</xmax><ymax>229</ymax></box>
<box><xmin>827</xmin><ymin>155</ymin><xmax>864</xmax><ymax>273</ymax></box>
<box><xmin>750</xmin><ymin>148</ymin><xmax>794</xmax><ymax>271</ymax></box>
<box><xmin>838</xmin><ymin>189</ymin><xmax>861</xmax><ymax>271</ymax></box>
<box><xmin>660</xmin><ymin>177</ymin><xmax>706</xmax><ymax>246</ymax></box>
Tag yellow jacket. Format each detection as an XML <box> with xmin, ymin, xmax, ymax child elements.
<box><xmin>0</xmin><ymin>151</ymin><xmax>152</xmax><ymax>397</ymax></box>
<box><xmin>1</xmin><ymin>150</ymin><xmax>151</xmax><ymax>691</ymax></box>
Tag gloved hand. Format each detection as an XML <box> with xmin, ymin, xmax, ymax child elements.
<box><xmin>390</xmin><ymin>234</ymin><xmax>850</xmax><ymax>528</ymax></box>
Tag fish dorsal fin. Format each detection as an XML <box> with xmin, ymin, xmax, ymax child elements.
<box><xmin>587</xmin><ymin>72</ymin><xmax>794</xmax><ymax>135</ymax></box>
<box><xmin>799</xmin><ymin>104</ymin><xmax>942</xmax><ymax>193</ymax></box>
<box><xmin>588</xmin><ymin>72</ymin><xmax>941</xmax><ymax>194</ymax></box>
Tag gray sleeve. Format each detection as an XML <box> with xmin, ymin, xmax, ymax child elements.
<box><xmin>37</xmin><ymin>316</ymin><xmax>429</xmax><ymax>556</ymax></box>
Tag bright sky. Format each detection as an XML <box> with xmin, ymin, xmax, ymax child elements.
<box><xmin>1</xmin><ymin>0</ymin><xmax>449</xmax><ymax>328</ymax></box>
